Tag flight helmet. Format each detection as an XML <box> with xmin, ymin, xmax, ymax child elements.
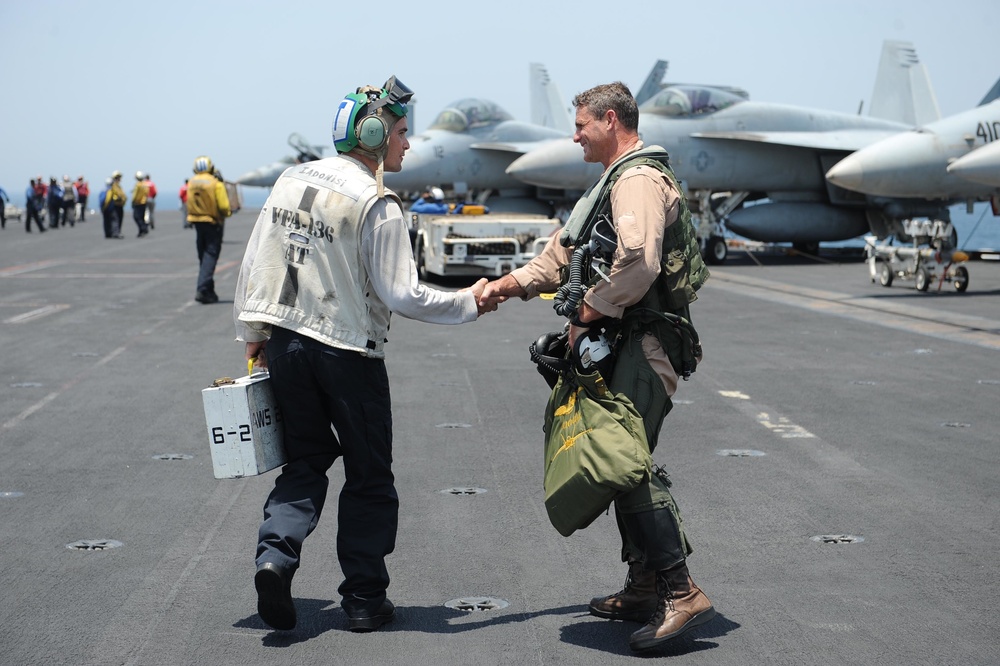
<box><xmin>332</xmin><ymin>75</ymin><xmax>414</xmax><ymax>155</ymax></box>
<box><xmin>193</xmin><ymin>156</ymin><xmax>213</xmax><ymax>174</ymax></box>
<box><xmin>529</xmin><ymin>330</ymin><xmax>570</xmax><ymax>389</ymax></box>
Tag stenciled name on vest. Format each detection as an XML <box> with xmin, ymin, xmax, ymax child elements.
<box><xmin>290</xmin><ymin>164</ymin><xmax>368</xmax><ymax>201</ymax></box>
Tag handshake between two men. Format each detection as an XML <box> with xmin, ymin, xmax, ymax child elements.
<box><xmin>465</xmin><ymin>274</ymin><xmax>598</xmax><ymax>350</ymax></box>
<box><xmin>463</xmin><ymin>274</ymin><xmax>523</xmax><ymax>317</ymax></box>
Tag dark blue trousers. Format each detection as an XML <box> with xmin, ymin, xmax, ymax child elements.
<box><xmin>132</xmin><ymin>204</ymin><xmax>148</xmax><ymax>235</ymax></box>
<box><xmin>193</xmin><ymin>222</ymin><xmax>222</xmax><ymax>295</ymax></box>
<box><xmin>257</xmin><ymin>326</ymin><xmax>398</xmax><ymax>613</ymax></box>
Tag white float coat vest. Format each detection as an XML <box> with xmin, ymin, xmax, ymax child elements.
<box><xmin>237</xmin><ymin>156</ymin><xmax>401</xmax><ymax>357</ymax></box>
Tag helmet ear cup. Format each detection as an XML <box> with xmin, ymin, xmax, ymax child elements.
<box><xmin>356</xmin><ymin>113</ymin><xmax>389</xmax><ymax>151</ymax></box>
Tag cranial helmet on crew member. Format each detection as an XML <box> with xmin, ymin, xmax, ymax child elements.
<box><xmin>331</xmin><ymin>75</ymin><xmax>414</xmax><ymax>156</ymax></box>
<box><xmin>135</xmin><ymin>171</ymin><xmax>145</xmax><ymax>181</ymax></box>
<box><xmin>331</xmin><ymin>76</ymin><xmax>414</xmax><ymax>197</ymax></box>
<box><xmin>112</xmin><ymin>170</ymin><xmax>122</xmax><ymax>179</ymax></box>
<box><xmin>193</xmin><ymin>156</ymin><xmax>214</xmax><ymax>174</ymax></box>
<box><xmin>430</xmin><ymin>187</ymin><xmax>445</xmax><ymax>201</ymax></box>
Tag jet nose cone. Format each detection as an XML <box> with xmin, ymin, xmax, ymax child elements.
<box><xmin>825</xmin><ymin>157</ymin><xmax>865</xmax><ymax>192</ymax></box>
<box><xmin>237</xmin><ymin>160</ymin><xmax>292</xmax><ymax>187</ymax></box>
<box><xmin>826</xmin><ymin>132</ymin><xmax>940</xmax><ymax>197</ymax></box>
<box><xmin>946</xmin><ymin>141</ymin><xmax>1000</xmax><ymax>187</ymax></box>
<box><xmin>505</xmin><ymin>152</ymin><xmax>546</xmax><ymax>185</ymax></box>
<box><xmin>236</xmin><ymin>170</ymin><xmax>264</xmax><ymax>186</ymax></box>
<box><xmin>507</xmin><ymin>139</ymin><xmax>593</xmax><ymax>189</ymax></box>
<box><xmin>384</xmin><ymin>141</ymin><xmax>434</xmax><ymax>191</ymax></box>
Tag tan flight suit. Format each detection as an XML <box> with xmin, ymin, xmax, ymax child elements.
<box><xmin>510</xmin><ymin>148</ymin><xmax>682</xmax><ymax>399</ymax></box>
<box><xmin>509</xmin><ymin>143</ymin><xmax>693</xmax><ymax>571</ymax></box>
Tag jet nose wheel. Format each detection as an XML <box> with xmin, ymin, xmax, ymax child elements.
<box><xmin>704</xmin><ymin>236</ymin><xmax>728</xmax><ymax>265</ymax></box>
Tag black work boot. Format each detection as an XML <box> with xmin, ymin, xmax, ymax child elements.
<box><xmin>588</xmin><ymin>561</ymin><xmax>659</xmax><ymax>622</ymax></box>
<box><xmin>345</xmin><ymin>598</ymin><xmax>395</xmax><ymax>632</ymax></box>
<box><xmin>255</xmin><ymin>562</ymin><xmax>296</xmax><ymax>631</ymax></box>
<box><xmin>629</xmin><ymin>563</ymin><xmax>715</xmax><ymax>651</ymax></box>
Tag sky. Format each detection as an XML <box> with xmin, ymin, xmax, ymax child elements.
<box><xmin>2</xmin><ymin>0</ymin><xmax>998</xmax><ymax>208</ymax></box>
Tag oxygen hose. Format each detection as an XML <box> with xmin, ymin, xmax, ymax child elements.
<box><xmin>553</xmin><ymin>241</ymin><xmax>594</xmax><ymax>318</ymax></box>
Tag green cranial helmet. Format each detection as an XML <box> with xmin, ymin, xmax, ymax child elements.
<box><xmin>332</xmin><ymin>76</ymin><xmax>414</xmax><ymax>154</ymax></box>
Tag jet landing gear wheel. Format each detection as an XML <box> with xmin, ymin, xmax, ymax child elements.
<box><xmin>704</xmin><ymin>236</ymin><xmax>728</xmax><ymax>265</ymax></box>
<box><xmin>792</xmin><ymin>241</ymin><xmax>820</xmax><ymax>256</ymax></box>
<box><xmin>915</xmin><ymin>267</ymin><xmax>931</xmax><ymax>292</ymax></box>
<box><xmin>878</xmin><ymin>261</ymin><xmax>893</xmax><ymax>287</ymax></box>
<box><xmin>953</xmin><ymin>266</ymin><xmax>969</xmax><ymax>293</ymax></box>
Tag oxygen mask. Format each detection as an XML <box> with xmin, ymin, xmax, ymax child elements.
<box><xmin>529</xmin><ymin>330</ymin><xmax>571</xmax><ymax>389</ymax></box>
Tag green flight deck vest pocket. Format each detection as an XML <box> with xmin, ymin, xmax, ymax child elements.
<box><xmin>661</xmin><ymin>247</ymin><xmax>700</xmax><ymax>311</ymax></box>
<box><xmin>542</xmin><ymin>369</ymin><xmax>652</xmax><ymax>537</ymax></box>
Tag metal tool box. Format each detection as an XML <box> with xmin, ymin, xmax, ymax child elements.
<box><xmin>202</xmin><ymin>372</ymin><xmax>285</xmax><ymax>479</ymax></box>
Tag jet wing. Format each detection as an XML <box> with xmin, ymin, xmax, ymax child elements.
<box><xmin>691</xmin><ymin>129</ymin><xmax>905</xmax><ymax>152</ymax></box>
<box><xmin>469</xmin><ymin>141</ymin><xmax>549</xmax><ymax>155</ymax></box>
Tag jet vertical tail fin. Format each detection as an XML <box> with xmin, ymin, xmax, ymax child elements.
<box><xmin>635</xmin><ymin>59</ymin><xmax>669</xmax><ymax>106</ymax></box>
<box><xmin>868</xmin><ymin>40</ymin><xmax>941</xmax><ymax>126</ymax></box>
<box><xmin>978</xmin><ymin>77</ymin><xmax>1000</xmax><ymax>105</ymax></box>
<box><xmin>287</xmin><ymin>133</ymin><xmax>325</xmax><ymax>162</ymax></box>
<box><xmin>529</xmin><ymin>63</ymin><xmax>573</xmax><ymax>134</ymax></box>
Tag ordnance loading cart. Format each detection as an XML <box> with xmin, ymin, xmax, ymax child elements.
<box><xmin>864</xmin><ymin>219</ymin><xmax>970</xmax><ymax>293</ymax></box>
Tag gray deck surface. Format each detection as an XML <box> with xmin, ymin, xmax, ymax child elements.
<box><xmin>1</xmin><ymin>209</ymin><xmax>997</xmax><ymax>665</ymax></box>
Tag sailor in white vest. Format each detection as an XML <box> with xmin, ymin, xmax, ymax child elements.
<box><xmin>234</xmin><ymin>76</ymin><xmax>498</xmax><ymax>634</ymax></box>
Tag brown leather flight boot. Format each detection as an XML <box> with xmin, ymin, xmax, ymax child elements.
<box><xmin>588</xmin><ymin>561</ymin><xmax>659</xmax><ymax>622</ymax></box>
<box><xmin>628</xmin><ymin>563</ymin><xmax>716</xmax><ymax>651</ymax></box>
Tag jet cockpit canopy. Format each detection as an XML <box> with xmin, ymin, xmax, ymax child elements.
<box><xmin>640</xmin><ymin>85</ymin><xmax>745</xmax><ymax>117</ymax></box>
<box><xmin>429</xmin><ymin>98</ymin><xmax>514</xmax><ymax>132</ymax></box>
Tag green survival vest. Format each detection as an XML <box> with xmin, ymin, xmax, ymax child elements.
<box><xmin>560</xmin><ymin>147</ymin><xmax>708</xmax><ymax>378</ymax></box>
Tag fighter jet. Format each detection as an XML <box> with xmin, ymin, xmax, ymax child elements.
<box><xmin>381</xmin><ymin>63</ymin><xmax>572</xmax><ymax>206</ymax></box>
<box><xmin>826</xmin><ymin>77</ymin><xmax>1000</xmax><ymax>199</ymax></box>
<box><xmin>235</xmin><ymin>64</ymin><xmax>571</xmax><ymax>207</ymax></box>
<box><xmin>236</xmin><ymin>133</ymin><xmax>326</xmax><ymax>187</ymax></box>
<box><xmin>507</xmin><ymin>41</ymin><xmax>940</xmax><ymax>263</ymax></box>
